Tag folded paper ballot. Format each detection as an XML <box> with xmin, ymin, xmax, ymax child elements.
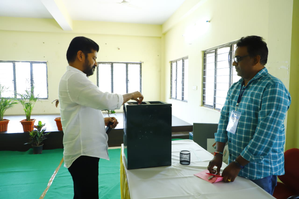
<box><xmin>194</xmin><ymin>169</ymin><xmax>223</xmax><ymax>183</ymax></box>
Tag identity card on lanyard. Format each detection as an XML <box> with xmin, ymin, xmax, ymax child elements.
<box><xmin>226</xmin><ymin>84</ymin><xmax>245</xmax><ymax>134</ymax></box>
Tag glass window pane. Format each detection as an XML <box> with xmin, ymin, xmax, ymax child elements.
<box><xmin>0</xmin><ymin>62</ymin><xmax>14</xmax><ymax>98</ymax></box>
<box><xmin>215</xmin><ymin>95</ymin><xmax>226</xmax><ymax>109</ymax></box>
<box><xmin>217</xmin><ymin>82</ymin><xmax>229</xmax><ymax>90</ymax></box>
<box><xmin>232</xmin><ymin>75</ymin><xmax>241</xmax><ymax>83</ymax></box>
<box><xmin>32</xmin><ymin>63</ymin><xmax>47</xmax><ymax>98</ymax></box>
<box><xmin>177</xmin><ymin>60</ymin><xmax>182</xmax><ymax>100</ymax></box>
<box><xmin>215</xmin><ymin>47</ymin><xmax>230</xmax><ymax>109</ymax></box>
<box><xmin>205</xmin><ymin>68</ymin><xmax>215</xmax><ymax>84</ymax></box>
<box><xmin>113</xmin><ymin>63</ymin><xmax>126</xmax><ymax>94</ymax></box>
<box><xmin>171</xmin><ymin>62</ymin><xmax>177</xmax><ymax>99</ymax></box>
<box><xmin>204</xmin><ymin>52</ymin><xmax>215</xmax><ymax>106</ymax></box>
<box><xmin>15</xmin><ymin>62</ymin><xmax>31</xmax><ymax>97</ymax></box>
<box><xmin>205</xmin><ymin>83</ymin><xmax>214</xmax><ymax>91</ymax></box>
<box><xmin>203</xmin><ymin>43</ymin><xmax>238</xmax><ymax>109</ymax></box>
<box><xmin>204</xmin><ymin>94</ymin><xmax>214</xmax><ymax>106</ymax></box>
<box><xmin>231</xmin><ymin>44</ymin><xmax>241</xmax><ymax>84</ymax></box>
<box><xmin>205</xmin><ymin>52</ymin><xmax>216</xmax><ymax>107</ymax></box>
<box><xmin>128</xmin><ymin>64</ymin><xmax>141</xmax><ymax>93</ymax></box>
<box><xmin>183</xmin><ymin>59</ymin><xmax>188</xmax><ymax>101</ymax></box>
<box><xmin>218</xmin><ymin>47</ymin><xmax>230</xmax><ymax>54</ymax></box>
<box><xmin>217</xmin><ymin>47</ymin><xmax>230</xmax><ymax>62</ymax></box>
<box><xmin>232</xmin><ymin>44</ymin><xmax>237</xmax><ymax>58</ymax></box>
<box><xmin>206</xmin><ymin>53</ymin><xmax>215</xmax><ymax>69</ymax></box>
<box><xmin>205</xmin><ymin>89</ymin><xmax>214</xmax><ymax>100</ymax></box>
<box><xmin>98</xmin><ymin>63</ymin><xmax>112</xmax><ymax>93</ymax></box>
<box><xmin>232</xmin><ymin>70</ymin><xmax>241</xmax><ymax>83</ymax></box>
<box><xmin>216</xmin><ymin>89</ymin><xmax>228</xmax><ymax>98</ymax></box>
<box><xmin>217</xmin><ymin>74</ymin><xmax>230</xmax><ymax>83</ymax></box>
<box><xmin>217</xmin><ymin>55</ymin><xmax>229</xmax><ymax>63</ymax></box>
<box><xmin>217</xmin><ymin>61</ymin><xmax>229</xmax><ymax>70</ymax></box>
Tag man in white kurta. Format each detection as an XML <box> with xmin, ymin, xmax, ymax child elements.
<box><xmin>59</xmin><ymin>36</ymin><xmax>143</xmax><ymax>199</ymax></box>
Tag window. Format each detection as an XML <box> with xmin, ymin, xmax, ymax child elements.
<box><xmin>97</xmin><ymin>62</ymin><xmax>142</xmax><ymax>94</ymax></box>
<box><xmin>203</xmin><ymin>43</ymin><xmax>240</xmax><ymax>110</ymax></box>
<box><xmin>171</xmin><ymin>57</ymin><xmax>188</xmax><ymax>101</ymax></box>
<box><xmin>0</xmin><ymin>61</ymin><xmax>48</xmax><ymax>99</ymax></box>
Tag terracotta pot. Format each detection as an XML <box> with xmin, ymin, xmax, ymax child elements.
<box><xmin>0</xmin><ymin>119</ymin><xmax>9</xmax><ymax>132</ymax></box>
<box><xmin>32</xmin><ymin>145</ymin><xmax>43</xmax><ymax>154</ymax></box>
<box><xmin>54</xmin><ymin>117</ymin><xmax>62</xmax><ymax>131</ymax></box>
<box><xmin>20</xmin><ymin>119</ymin><xmax>36</xmax><ymax>132</ymax></box>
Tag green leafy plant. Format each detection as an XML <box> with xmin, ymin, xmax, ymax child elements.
<box><xmin>103</xmin><ymin>109</ymin><xmax>115</xmax><ymax>116</ymax></box>
<box><xmin>0</xmin><ymin>85</ymin><xmax>18</xmax><ymax>121</ymax></box>
<box><xmin>18</xmin><ymin>89</ymin><xmax>38</xmax><ymax>121</ymax></box>
<box><xmin>24</xmin><ymin>121</ymin><xmax>50</xmax><ymax>147</ymax></box>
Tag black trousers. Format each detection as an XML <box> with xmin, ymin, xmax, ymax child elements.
<box><xmin>68</xmin><ymin>156</ymin><xmax>100</xmax><ymax>199</ymax></box>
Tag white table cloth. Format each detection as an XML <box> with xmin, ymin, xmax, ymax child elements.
<box><xmin>121</xmin><ymin>140</ymin><xmax>275</xmax><ymax>199</ymax></box>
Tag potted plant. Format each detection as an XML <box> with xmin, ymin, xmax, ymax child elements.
<box><xmin>24</xmin><ymin>121</ymin><xmax>50</xmax><ymax>154</ymax></box>
<box><xmin>104</xmin><ymin>109</ymin><xmax>116</xmax><ymax>116</ymax></box>
<box><xmin>0</xmin><ymin>85</ymin><xmax>18</xmax><ymax>132</ymax></box>
<box><xmin>18</xmin><ymin>88</ymin><xmax>38</xmax><ymax>132</ymax></box>
<box><xmin>52</xmin><ymin>99</ymin><xmax>62</xmax><ymax>131</ymax></box>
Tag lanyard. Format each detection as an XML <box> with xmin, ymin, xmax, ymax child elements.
<box><xmin>236</xmin><ymin>83</ymin><xmax>246</xmax><ymax>107</ymax></box>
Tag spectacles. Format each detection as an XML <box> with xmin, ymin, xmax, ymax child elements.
<box><xmin>234</xmin><ymin>55</ymin><xmax>249</xmax><ymax>63</ymax></box>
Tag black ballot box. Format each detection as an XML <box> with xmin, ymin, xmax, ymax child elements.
<box><xmin>123</xmin><ymin>101</ymin><xmax>172</xmax><ymax>169</ymax></box>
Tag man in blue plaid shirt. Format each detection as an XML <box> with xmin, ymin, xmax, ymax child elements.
<box><xmin>208</xmin><ymin>36</ymin><xmax>291</xmax><ymax>195</ymax></box>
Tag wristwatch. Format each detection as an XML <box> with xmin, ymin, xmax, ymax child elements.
<box><xmin>233</xmin><ymin>160</ymin><xmax>245</xmax><ymax>169</ymax></box>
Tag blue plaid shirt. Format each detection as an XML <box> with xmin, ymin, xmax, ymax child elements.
<box><xmin>215</xmin><ymin>68</ymin><xmax>291</xmax><ymax>180</ymax></box>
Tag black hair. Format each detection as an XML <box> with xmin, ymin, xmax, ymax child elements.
<box><xmin>237</xmin><ymin>35</ymin><xmax>268</xmax><ymax>65</ymax></box>
<box><xmin>66</xmin><ymin>36</ymin><xmax>99</xmax><ymax>63</ymax></box>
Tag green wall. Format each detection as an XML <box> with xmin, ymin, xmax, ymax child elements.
<box><xmin>286</xmin><ymin>0</ymin><xmax>299</xmax><ymax>149</ymax></box>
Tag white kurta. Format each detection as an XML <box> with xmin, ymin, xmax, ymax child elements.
<box><xmin>59</xmin><ymin>66</ymin><xmax>123</xmax><ymax>168</ymax></box>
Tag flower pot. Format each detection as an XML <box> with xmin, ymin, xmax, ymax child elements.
<box><xmin>20</xmin><ymin>119</ymin><xmax>36</xmax><ymax>132</ymax></box>
<box><xmin>0</xmin><ymin>119</ymin><xmax>9</xmax><ymax>132</ymax></box>
<box><xmin>54</xmin><ymin>117</ymin><xmax>62</xmax><ymax>131</ymax></box>
<box><xmin>32</xmin><ymin>145</ymin><xmax>43</xmax><ymax>154</ymax></box>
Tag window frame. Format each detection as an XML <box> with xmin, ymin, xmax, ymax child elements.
<box><xmin>0</xmin><ymin>60</ymin><xmax>48</xmax><ymax>99</ymax></box>
<box><xmin>170</xmin><ymin>57</ymin><xmax>188</xmax><ymax>102</ymax></box>
<box><xmin>202</xmin><ymin>41</ymin><xmax>238</xmax><ymax>110</ymax></box>
<box><xmin>96</xmin><ymin>62</ymin><xmax>142</xmax><ymax>94</ymax></box>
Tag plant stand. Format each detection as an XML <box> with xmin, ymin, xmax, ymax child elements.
<box><xmin>54</xmin><ymin>117</ymin><xmax>62</xmax><ymax>131</ymax></box>
<box><xmin>0</xmin><ymin>119</ymin><xmax>9</xmax><ymax>132</ymax></box>
<box><xmin>20</xmin><ymin>119</ymin><xmax>36</xmax><ymax>132</ymax></box>
<box><xmin>32</xmin><ymin>145</ymin><xmax>43</xmax><ymax>154</ymax></box>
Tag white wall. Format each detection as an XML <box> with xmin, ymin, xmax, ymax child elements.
<box><xmin>162</xmin><ymin>0</ymin><xmax>293</xmax><ymax>125</ymax></box>
<box><xmin>0</xmin><ymin>0</ymin><xmax>296</xmax><ymax>134</ymax></box>
<box><xmin>0</xmin><ymin>18</ymin><xmax>162</xmax><ymax>115</ymax></box>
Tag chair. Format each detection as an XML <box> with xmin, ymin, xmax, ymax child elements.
<box><xmin>273</xmin><ymin>148</ymin><xmax>299</xmax><ymax>199</ymax></box>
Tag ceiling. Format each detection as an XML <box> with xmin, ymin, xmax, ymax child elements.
<box><xmin>0</xmin><ymin>0</ymin><xmax>186</xmax><ymax>29</ymax></box>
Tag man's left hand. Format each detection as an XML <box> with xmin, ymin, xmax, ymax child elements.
<box><xmin>221</xmin><ymin>162</ymin><xmax>241</xmax><ymax>182</ymax></box>
<box><xmin>104</xmin><ymin>117</ymin><xmax>118</xmax><ymax>128</ymax></box>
